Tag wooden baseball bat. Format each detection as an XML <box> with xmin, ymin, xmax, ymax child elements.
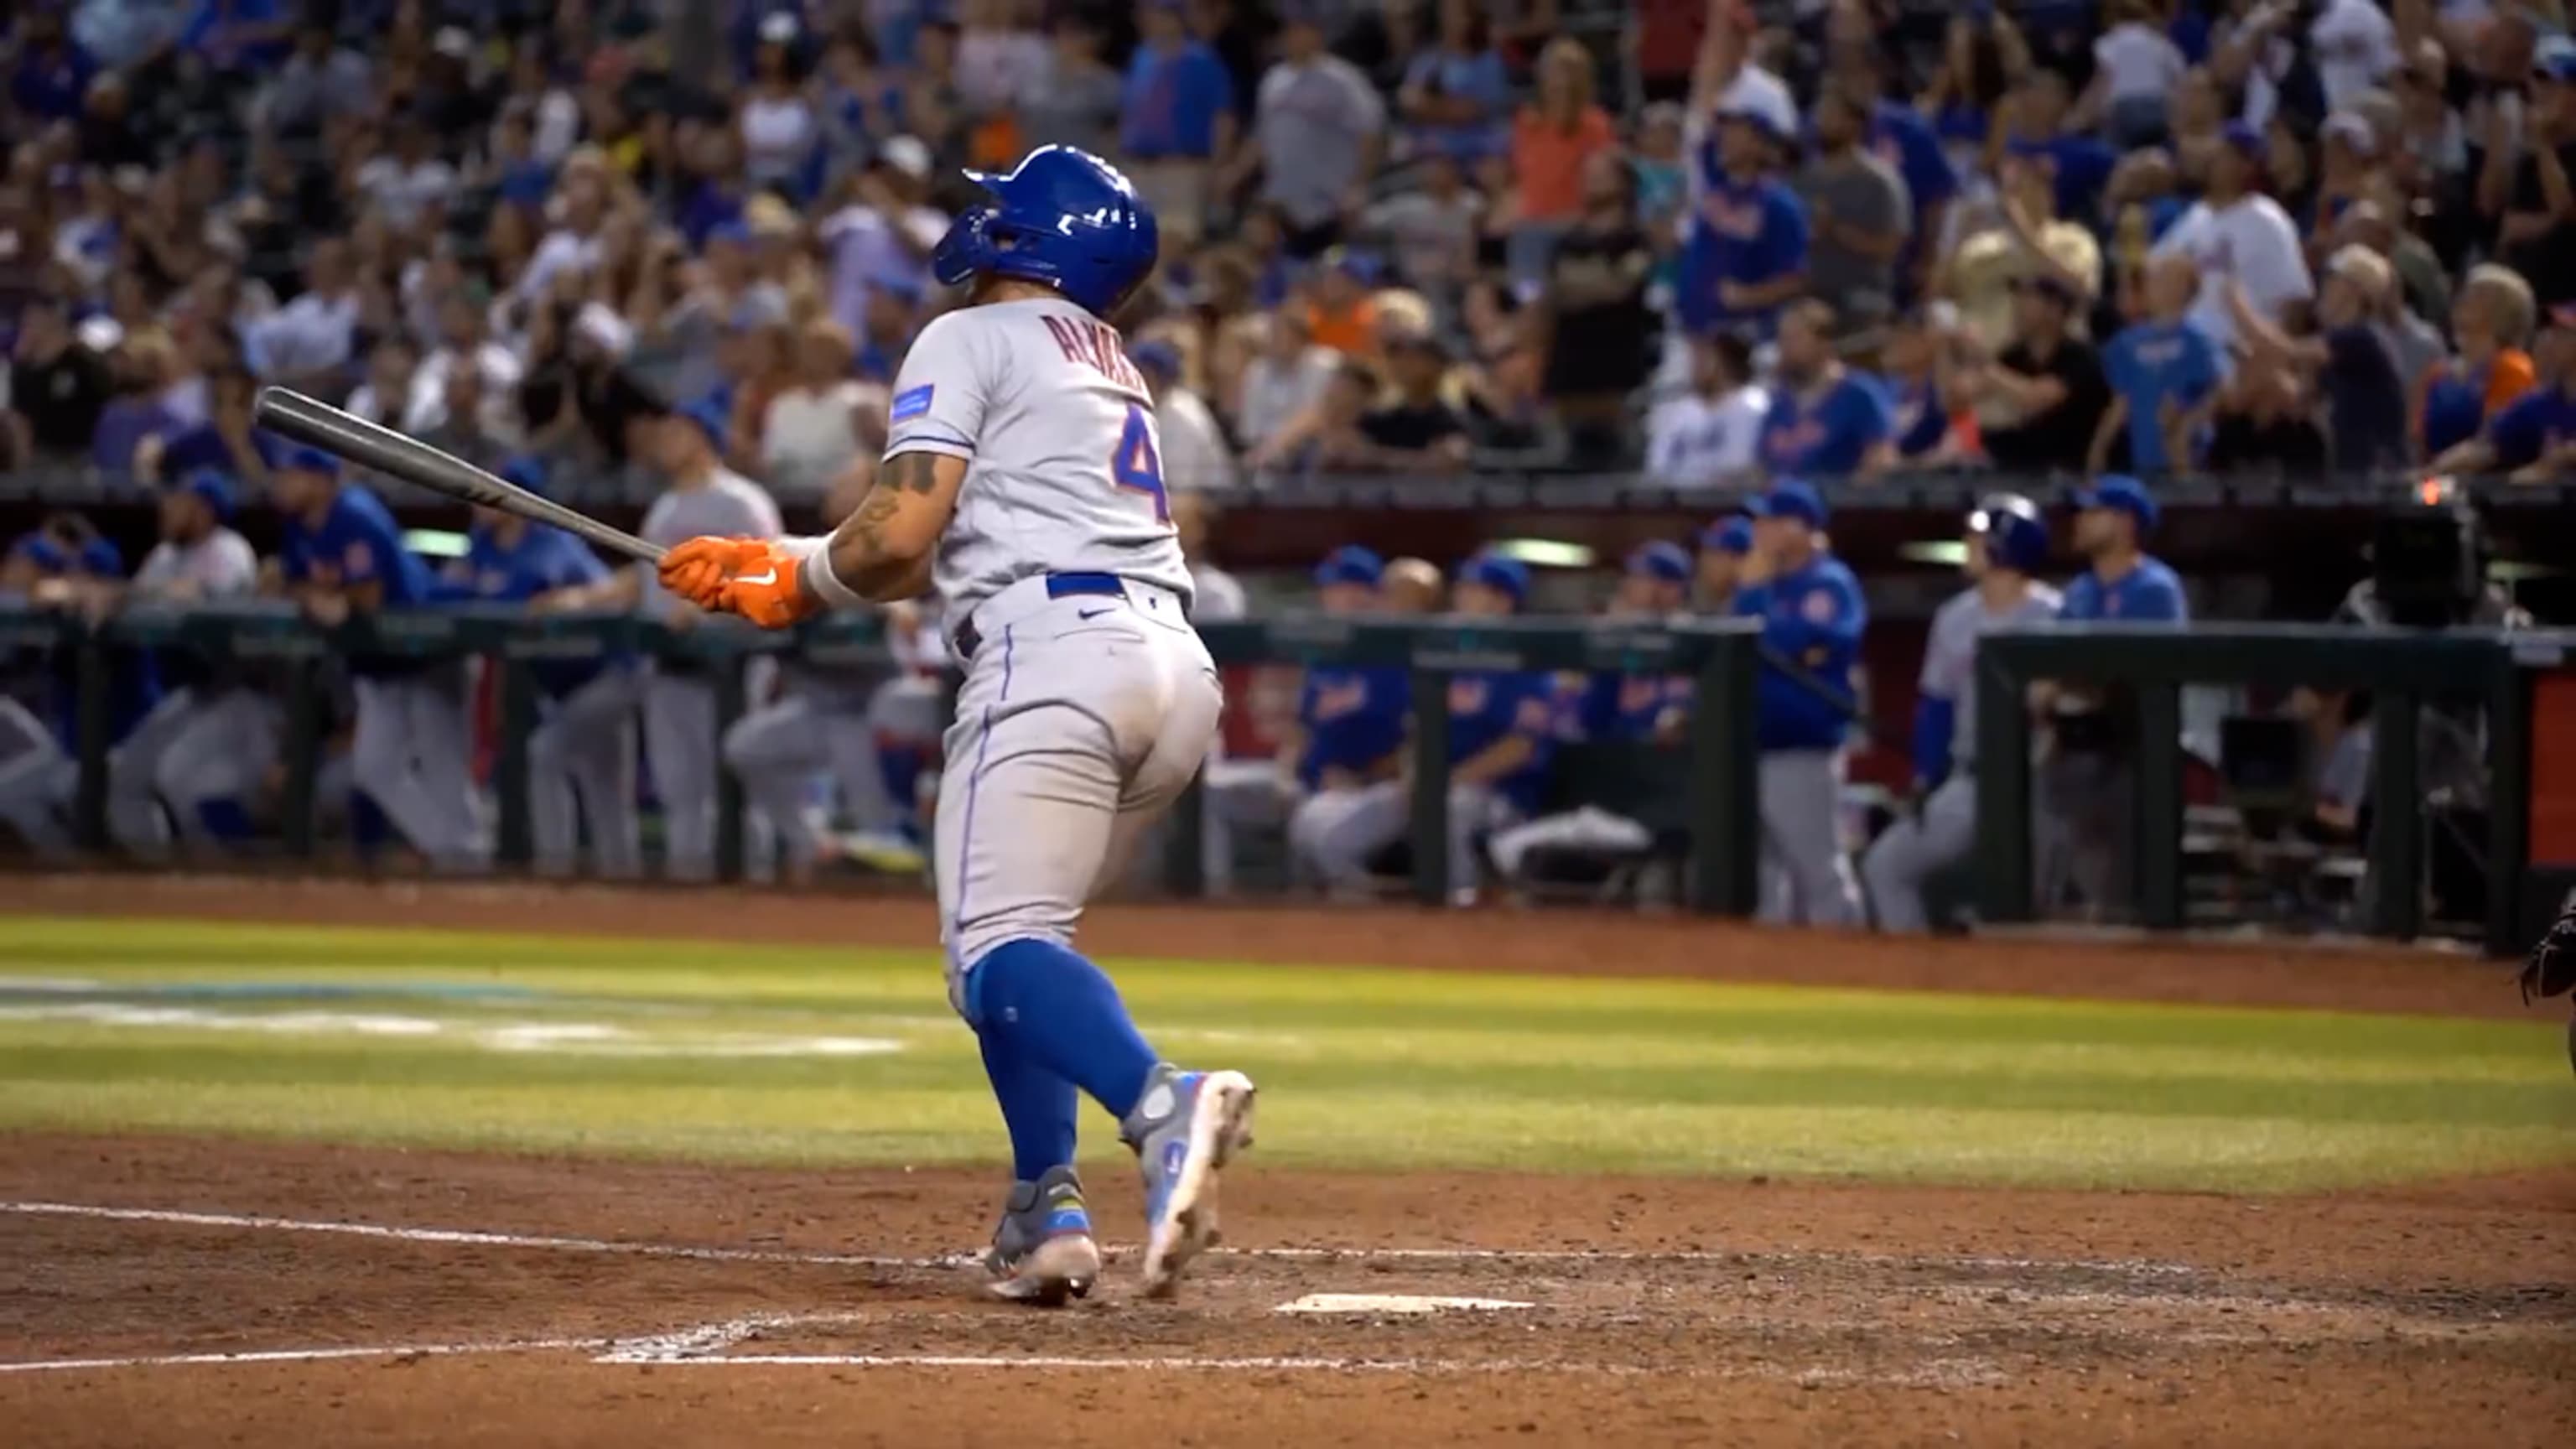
<box><xmin>252</xmin><ymin>387</ymin><xmax>667</xmax><ymax>564</ymax></box>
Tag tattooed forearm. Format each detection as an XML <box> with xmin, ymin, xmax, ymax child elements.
<box><xmin>818</xmin><ymin>451</ymin><xmax>950</xmax><ymax>602</ymax></box>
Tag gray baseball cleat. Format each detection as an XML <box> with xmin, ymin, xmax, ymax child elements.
<box><xmin>982</xmin><ymin>1165</ymin><xmax>1102</xmax><ymax>1306</ymax></box>
<box><xmin>1121</xmin><ymin>1063</ymin><xmax>1258</xmax><ymax>1300</ymax></box>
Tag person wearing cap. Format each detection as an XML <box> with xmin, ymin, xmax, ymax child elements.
<box><xmin>1696</xmin><ymin>514</ymin><xmax>1755</xmax><ymax>609</ymax></box>
<box><xmin>2040</xmin><ymin>474</ymin><xmax>2187</xmax><ymax>920</ymax></box>
<box><xmin>820</xmin><ymin>135</ymin><xmax>949</xmax><ymax>341</ymax></box>
<box><xmin>271</xmin><ymin>444</ymin><xmax>483</xmax><ymax>868</ymax></box>
<box><xmin>1677</xmin><ymin>97</ymin><xmax>1809</xmax><ymax>339</ymax></box>
<box><xmin>2091</xmin><ymin>253</ymin><xmax>2224</xmax><ymax>476</ymax></box>
<box><xmin>1486</xmin><ymin>542</ymin><xmax>1696</xmax><ymax>886</ymax></box>
<box><xmin>1965</xmin><ymin>268</ymin><xmax>2111</xmax><ymax>475</ymax></box>
<box><xmin>1861</xmin><ymin>495</ymin><xmax>2063</xmax><ymax>933</ymax></box>
<box><xmin>1134</xmin><ymin>338</ymin><xmax>1238</xmax><ymax>494</ymax></box>
<box><xmin>1648</xmin><ymin>332</ymin><xmax>1768</xmax><ymax>489</ymax></box>
<box><xmin>541</xmin><ymin>395</ymin><xmax>782</xmax><ymax>879</ymax></box>
<box><xmin>1291</xmin><ymin>551</ymin><xmax>1555</xmax><ymax>901</ymax></box>
<box><xmin>1209</xmin><ymin>546</ymin><xmax>1410</xmax><ymax>892</ymax></box>
<box><xmin>1735</xmin><ymin>480</ymin><xmax>1867</xmax><ymax>927</ymax></box>
<box><xmin>0</xmin><ymin>516</ymin><xmax>162</xmax><ymax>854</ymax></box>
<box><xmin>2433</xmin><ymin>303</ymin><xmax>2576</xmax><ymax>481</ymax></box>
<box><xmin>2150</xmin><ymin>118</ymin><xmax>2314</xmax><ymax>352</ymax></box>
<box><xmin>431</xmin><ymin>457</ymin><xmax>641</xmax><ymax>878</ymax></box>
<box><xmin>2490</xmin><ymin>35</ymin><xmax>2576</xmax><ymax>295</ymax></box>
<box><xmin>1755</xmin><ymin>300</ymin><xmax>1895</xmax><ymax>480</ymax></box>
<box><xmin>1356</xmin><ymin>328</ymin><xmax>1472</xmax><ymax>474</ymax></box>
<box><xmin>101</xmin><ymin>470</ymin><xmax>267</xmax><ymax>855</ymax></box>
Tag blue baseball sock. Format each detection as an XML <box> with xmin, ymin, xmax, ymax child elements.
<box><xmin>195</xmin><ymin>798</ymin><xmax>252</xmax><ymax>841</ymax></box>
<box><xmin>978</xmin><ymin>1031</ymin><xmax>1078</xmax><ymax>1183</ymax></box>
<box><xmin>966</xmin><ymin>937</ymin><xmax>1159</xmax><ymax>1120</ymax></box>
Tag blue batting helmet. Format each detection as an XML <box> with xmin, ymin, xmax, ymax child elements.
<box><xmin>932</xmin><ymin>146</ymin><xmax>1160</xmax><ymax>318</ymax></box>
<box><xmin>1969</xmin><ymin>492</ymin><xmax>2049</xmax><ymax>574</ymax></box>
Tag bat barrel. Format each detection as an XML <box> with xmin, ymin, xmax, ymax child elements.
<box><xmin>252</xmin><ymin>387</ymin><xmax>666</xmax><ymax>564</ymax></box>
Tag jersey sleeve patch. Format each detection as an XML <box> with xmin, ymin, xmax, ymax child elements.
<box><xmin>891</xmin><ymin>384</ymin><xmax>936</xmax><ymax>422</ymax></box>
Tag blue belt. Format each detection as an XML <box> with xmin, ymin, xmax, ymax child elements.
<box><xmin>954</xmin><ymin>574</ymin><xmax>1126</xmax><ymax>660</ymax></box>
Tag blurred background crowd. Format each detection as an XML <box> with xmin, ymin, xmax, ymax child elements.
<box><xmin>1</xmin><ymin>0</ymin><xmax>2571</xmax><ymax>501</ymax></box>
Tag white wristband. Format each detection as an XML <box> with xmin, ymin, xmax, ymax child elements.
<box><xmin>782</xmin><ymin>535</ymin><xmax>861</xmax><ymax>610</ymax></box>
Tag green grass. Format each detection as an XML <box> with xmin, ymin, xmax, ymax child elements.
<box><xmin>0</xmin><ymin>914</ymin><xmax>2568</xmax><ymax>1192</ymax></box>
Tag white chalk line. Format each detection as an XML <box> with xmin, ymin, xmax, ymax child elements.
<box><xmin>0</xmin><ymin>1201</ymin><xmax>2199</xmax><ymax>1278</ymax></box>
<box><xmin>0</xmin><ymin>1337</ymin><xmax>610</xmax><ymax>1375</ymax></box>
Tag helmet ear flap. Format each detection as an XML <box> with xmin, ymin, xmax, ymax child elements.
<box><xmin>932</xmin><ymin>205</ymin><xmax>1000</xmax><ymax>288</ymax></box>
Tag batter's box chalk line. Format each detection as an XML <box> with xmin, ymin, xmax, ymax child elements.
<box><xmin>0</xmin><ymin>1201</ymin><xmax>2203</xmax><ymax>1278</ymax></box>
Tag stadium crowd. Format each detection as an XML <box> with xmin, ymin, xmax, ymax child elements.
<box><xmin>0</xmin><ymin>0</ymin><xmax>2563</xmax><ymax>922</ymax></box>
<box><xmin>0</xmin><ymin>0</ymin><xmax>2571</xmax><ymax>496</ymax></box>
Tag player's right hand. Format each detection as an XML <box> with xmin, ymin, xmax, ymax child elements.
<box><xmin>658</xmin><ymin>537</ymin><xmax>766</xmax><ymax>608</ymax></box>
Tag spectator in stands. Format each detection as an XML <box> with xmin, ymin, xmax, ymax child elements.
<box><xmin>2419</xmin><ymin>263</ymin><xmax>2538</xmax><ymax>457</ymax></box>
<box><xmin>355</xmin><ymin>118</ymin><xmax>459</xmax><ymax>233</ymax></box>
<box><xmin>2153</xmin><ymin>122</ymin><xmax>2314</xmax><ymax>354</ymax></box>
<box><xmin>1251</xmin><ymin>356</ymin><xmax>1379</xmax><ymax>475</ymax></box>
<box><xmin>1364</xmin><ymin>153</ymin><xmax>1483</xmax><ymax>315</ymax></box>
<box><xmin>2433</xmin><ymin>304</ymin><xmax>2576</xmax><ymax>481</ymax></box>
<box><xmin>345</xmin><ymin>338</ymin><xmax>418</xmax><ymax>428</ymax></box>
<box><xmin>1136</xmin><ymin>338</ymin><xmax>1238</xmax><ymax>494</ymax></box>
<box><xmin>8</xmin><ymin>297</ymin><xmax>114</xmax><ymax>463</ymax></box>
<box><xmin>2207</xmin><ymin>356</ymin><xmax>2330</xmax><ymax>476</ymax></box>
<box><xmin>738</xmin><ymin>15</ymin><xmax>820</xmax><ymax>198</ymax></box>
<box><xmin>1945</xmin><ymin>147</ymin><xmax>2101</xmax><ymax>359</ymax></box>
<box><xmin>1757</xmin><ymin>299</ymin><xmax>1893</xmax><ymax>480</ymax></box>
<box><xmin>1677</xmin><ymin>103</ymin><xmax>1808</xmax><ymax>340</ymax></box>
<box><xmin>955</xmin><ymin>0</ymin><xmax>1050</xmax><ymax>141</ymax></box>
<box><xmin>2093</xmin><ymin>252</ymin><xmax>2225</xmax><ymax>476</ymax></box>
<box><xmin>1798</xmin><ymin>89</ymin><xmax>1913</xmax><ymax>338</ymax></box>
<box><xmin>147</xmin><ymin>363</ymin><xmax>276</xmax><ymax>491</ymax></box>
<box><xmin>1305</xmin><ymin>248</ymin><xmax>1383</xmax><ymax>357</ymax></box>
<box><xmin>1358</xmin><ymin>328</ymin><xmax>1472</xmax><ymax>475</ymax></box>
<box><xmin>87</xmin><ymin>330</ymin><xmax>188</xmax><ymax>480</ymax></box>
<box><xmin>1507</xmin><ymin>36</ymin><xmax>1617</xmax><ymax>286</ymax></box>
<box><xmin>1647</xmin><ymin>332</ymin><xmax>1766</xmax><ymax>488</ymax></box>
<box><xmin>760</xmin><ymin>319</ymin><xmax>875</xmax><ymax>503</ymax></box>
<box><xmin>2227</xmin><ymin>251</ymin><xmax>2410</xmax><ymax>475</ymax></box>
<box><xmin>1237</xmin><ymin>307</ymin><xmax>1337</xmax><ymax>457</ymax></box>
<box><xmin>1540</xmin><ymin>150</ymin><xmax>1656</xmax><ymax>465</ymax></box>
<box><xmin>1687</xmin><ymin>2</ymin><xmax>1796</xmax><ymax>143</ymax></box>
<box><xmin>818</xmin><ymin>137</ymin><xmax>945</xmax><ymax>342</ymax></box>
<box><xmin>1966</xmin><ymin>273</ymin><xmax>2111</xmax><ymax>476</ymax></box>
<box><xmin>1400</xmin><ymin>0</ymin><xmax>1511</xmax><ymax>164</ymax></box>
<box><xmin>1237</xmin><ymin>4</ymin><xmax>1385</xmax><ymax>257</ymax></box>
<box><xmin>853</xmin><ymin>278</ymin><xmax>918</xmax><ymax>387</ymax></box>
<box><xmin>1021</xmin><ymin>11</ymin><xmax>1123</xmax><ymax>161</ymax></box>
<box><xmin>2493</xmin><ymin>39</ymin><xmax>2576</xmax><ymax>308</ymax></box>
<box><xmin>2079</xmin><ymin>0</ymin><xmax>2189</xmax><ymax>148</ymax></box>
<box><xmin>246</xmin><ymin>236</ymin><xmax>360</xmax><ymax>388</ymax></box>
<box><xmin>1881</xmin><ymin>305</ymin><xmax>1961</xmax><ymax>464</ymax></box>
<box><xmin>10</xmin><ymin>10</ymin><xmax>97</xmax><ymax>123</ymax></box>
<box><xmin>418</xmin><ymin>364</ymin><xmax>512</xmax><ymax>473</ymax></box>
<box><xmin>1120</xmin><ymin>0</ymin><xmax>1238</xmax><ymax>250</ymax></box>
<box><xmin>410</xmin><ymin>292</ymin><xmax>524</xmax><ymax>439</ymax></box>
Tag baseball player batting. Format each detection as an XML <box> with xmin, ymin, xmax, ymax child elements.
<box><xmin>1859</xmin><ymin>495</ymin><xmax>2061</xmax><ymax>932</ymax></box>
<box><xmin>654</xmin><ymin>146</ymin><xmax>1252</xmax><ymax>1305</ymax></box>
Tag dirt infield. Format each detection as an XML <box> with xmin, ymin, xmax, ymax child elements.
<box><xmin>2</xmin><ymin>875</ymin><xmax>2572</xmax><ymax>1446</ymax></box>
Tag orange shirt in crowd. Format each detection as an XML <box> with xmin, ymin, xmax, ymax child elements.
<box><xmin>2485</xmin><ymin>348</ymin><xmax>2537</xmax><ymax>415</ymax></box>
<box><xmin>1307</xmin><ymin>297</ymin><xmax>1381</xmax><ymax>357</ymax></box>
<box><xmin>1511</xmin><ymin>105</ymin><xmax>1616</xmax><ymax>222</ymax></box>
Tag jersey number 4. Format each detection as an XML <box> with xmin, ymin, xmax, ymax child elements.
<box><xmin>1113</xmin><ymin>402</ymin><xmax>1170</xmax><ymax>523</ymax></box>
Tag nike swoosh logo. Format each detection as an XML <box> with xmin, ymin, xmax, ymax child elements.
<box><xmin>1078</xmin><ymin>607</ymin><xmax>1113</xmax><ymax>620</ymax></box>
<box><xmin>735</xmin><ymin>569</ymin><xmax>777</xmax><ymax>586</ymax></box>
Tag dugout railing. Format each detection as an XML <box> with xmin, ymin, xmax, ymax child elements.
<box><xmin>6</xmin><ymin>605</ymin><xmax>2566</xmax><ymax>954</ymax></box>
<box><xmin>1974</xmin><ymin>624</ymin><xmax>2572</xmax><ymax>958</ymax></box>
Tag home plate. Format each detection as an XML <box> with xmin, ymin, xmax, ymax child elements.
<box><xmin>1275</xmin><ymin>1294</ymin><xmax>1535</xmax><ymax>1315</ymax></box>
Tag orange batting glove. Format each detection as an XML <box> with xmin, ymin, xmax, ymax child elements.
<box><xmin>657</xmin><ymin>537</ymin><xmax>821</xmax><ymax>630</ymax></box>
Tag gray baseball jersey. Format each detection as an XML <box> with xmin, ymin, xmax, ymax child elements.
<box><xmin>641</xmin><ymin>470</ymin><xmax>783</xmax><ymax>620</ymax></box>
<box><xmin>883</xmin><ymin>299</ymin><xmax>1194</xmax><ymax>622</ymax></box>
<box><xmin>134</xmin><ymin>529</ymin><xmax>258</xmax><ymax>599</ymax></box>
<box><xmin>1919</xmin><ymin>581</ymin><xmax>2063</xmax><ymax>766</ymax></box>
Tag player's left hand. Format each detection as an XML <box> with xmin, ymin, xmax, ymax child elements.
<box><xmin>658</xmin><ymin>537</ymin><xmax>763</xmax><ymax>606</ymax></box>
